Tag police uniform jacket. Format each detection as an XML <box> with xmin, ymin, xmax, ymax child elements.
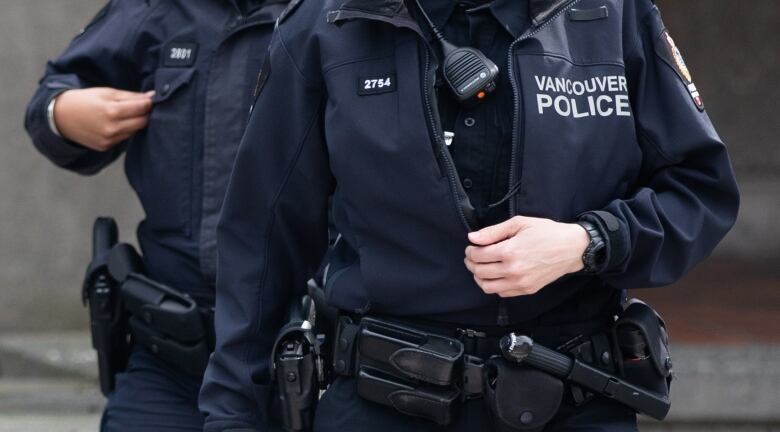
<box><xmin>25</xmin><ymin>0</ymin><xmax>285</xmax><ymax>303</ymax></box>
<box><xmin>200</xmin><ymin>0</ymin><xmax>740</xmax><ymax>429</ymax></box>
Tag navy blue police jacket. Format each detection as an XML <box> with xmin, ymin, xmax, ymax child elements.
<box><xmin>200</xmin><ymin>0</ymin><xmax>739</xmax><ymax>429</ymax></box>
<box><xmin>25</xmin><ymin>0</ymin><xmax>286</xmax><ymax>303</ymax></box>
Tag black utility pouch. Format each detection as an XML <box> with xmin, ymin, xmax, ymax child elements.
<box><xmin>484</xmin><ymin>357</ymin><xmax>564</xmax><ymax>432</ymax></box>
<box><xmin>357</xmin><ymin>366</ymin><xmax>460</xmax><ymax>425</ymax></box>
<box><xmin>612</xmin><ymin>299</ymin><xmax>673</xmax><ymax>398</ymax></box>
<box><xmin>354</xmin><ymin>318</ymin><xmax>465</xmax><ymax>425</ymax></box>
<box><xmin>120</xmin><ymin>274</ymin><xmax>211</xmax><ymax>376</ymax></box>
<box><xmin>357</xmin><ymin>318</ymin><xmax>464</xmax><ymax>386</ymax></box>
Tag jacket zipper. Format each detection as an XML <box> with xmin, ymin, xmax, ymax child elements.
<box><xmin>498</xmin><ymin>0</ymin><xmax>581</xmax><ymax>326</ymax></box>
<box><xmin>421</xmin><ymin>49</ymin><xmax>472</xmax><ymax>232</ymax></box>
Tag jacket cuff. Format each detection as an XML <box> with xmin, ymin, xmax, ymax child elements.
<box><xmin>578</xmin><ymin>210</ymin><xmax>629</xmax><ymax>274</ymax></box>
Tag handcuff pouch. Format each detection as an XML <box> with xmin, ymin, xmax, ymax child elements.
<box><xmin>483</xmin><ymin>357</ymin><xmax>563</xmax><ymax>431</ymax></box>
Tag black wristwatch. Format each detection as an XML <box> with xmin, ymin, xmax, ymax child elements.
<box><xmin>576</xmin><ymin>221</ymin><xmax>606</xmax><ymax>274</ymax></box>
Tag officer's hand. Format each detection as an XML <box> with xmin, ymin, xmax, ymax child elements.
<box><xmin>464</xmin><ymin>216</ymin><xmax>589</xmax><ymax>297</ymax></box>
<box><xmin>54</xmin><ymin>87</ymin><xmax>155</xmax><ymax>152</ymax></box>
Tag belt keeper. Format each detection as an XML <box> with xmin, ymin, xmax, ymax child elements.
<box><xmin>461</xmin><ymin>355</ymin><xmax>484</xmax><ymax>400</ymax></box>
<box><xmin>333</xmin><ymin>316</ymin><xmax>359</xmax><ymax>376</ymax></box>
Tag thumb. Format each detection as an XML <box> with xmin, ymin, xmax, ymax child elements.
<box><xmin>110</xmin><ymin>89</ymin><xmax>155</xmax><ymax>101</ymax></box>
<box><xmin>468</xmin><ymin>216</ymin><xmax>529</xmax><ymax>245</ymax></box>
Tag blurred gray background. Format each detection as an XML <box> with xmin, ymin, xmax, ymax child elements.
<box><xmin>0</xmin><ymin>1</ymin><xmax>778</xmax><ymax>431</ymax></box>
<box><xmin>1</xmin><ymin>0</ymin><xmax>143</xmax><ymax>332</ymax></box>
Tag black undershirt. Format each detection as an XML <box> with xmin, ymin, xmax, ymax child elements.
<box><xmin>418</xmin><ymin>0</ymin><xmax>531</xmax><ymax>227</ymax></box>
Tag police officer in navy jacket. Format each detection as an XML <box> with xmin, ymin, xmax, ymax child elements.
<box><xmin>200</xmin><ymin>0</ymin><xmax>739</xmax><ymax>430</ymax></box>
<box><xmin>25</xmin><ymin>0</ymin><xmax>287</xmax><ymax>430</ymax></box>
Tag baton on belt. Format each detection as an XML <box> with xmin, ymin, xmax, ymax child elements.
<box><xmin>500</xmin><ymin>334</ymin><xmax>671</xmax><ymax>420</ymax></box>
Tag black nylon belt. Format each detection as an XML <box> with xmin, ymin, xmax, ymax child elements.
<box><xmin>333</xmin><ymin>313</ymin><xmax>613</xmax><ymax>395</ymax></box>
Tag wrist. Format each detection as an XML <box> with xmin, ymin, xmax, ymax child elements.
<box><xmin>567</xmin><ymin>222</ymin><xmax>590</xmax><ymax>273</ymax></box>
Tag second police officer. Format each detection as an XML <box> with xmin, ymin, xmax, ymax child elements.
<box><xmin>200</xmin><ymin>0</ymin><xmax>740</xmax><ymax>430</ymax></box>
<box><xmin>25</xmin><ymin>0</ymin><xmax>288</xmax><ymax>430</ymax></box>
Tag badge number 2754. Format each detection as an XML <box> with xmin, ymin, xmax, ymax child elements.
<box><xmin>357</xmin><ymin>74</ymin><xmax>397</xmax><ymax>95</ymax></box>
<box><xmin>364</xmin><ymin>77</ymin><xmax>391</xmax><ymax>90</ymax></box>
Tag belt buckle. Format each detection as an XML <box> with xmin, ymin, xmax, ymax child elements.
<box><xmin>456</xmin><ymin>328</ymin><xmax>487</xmax><ymax>340</ymax></box>
<box><xmin>456</xmin><ymin>328</ymin><xmax>487</xmax><ymax>357</ymax></box>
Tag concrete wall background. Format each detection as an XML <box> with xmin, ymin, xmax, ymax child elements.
<box><xmin>0</xmin><ymin>0</ymin><xmax>778</xmax><ymax>331</ymax></box>
<box><xmin>1</xmin><ymin>0</ymin><xmax>143</xmax><ymax>331</ymax></box>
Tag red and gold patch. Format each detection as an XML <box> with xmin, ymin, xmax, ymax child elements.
<box><xmin>656</xmin><ymin>30</ymin><xmax>704</xmax><ymax>111</ymax></box>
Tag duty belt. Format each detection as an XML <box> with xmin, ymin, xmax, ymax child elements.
<box><xmin>329</xmin><ymin>308</ymin><xmax>671</xmax><ymax>428</ymax></box>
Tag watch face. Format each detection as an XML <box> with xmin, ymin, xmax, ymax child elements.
<box><xmin>584</xmin><ymin>238</ymin><xmax>606</xmax><ymax>273</ymax></box>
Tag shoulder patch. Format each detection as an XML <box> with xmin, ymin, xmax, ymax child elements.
<box><xmin>655</xmin><ymin>30</ymin><xmax>704</xmax><ymax>111</ymax></box>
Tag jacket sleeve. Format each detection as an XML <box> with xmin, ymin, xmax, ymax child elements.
<box><xmin>199</xmin><ymin>26</ymin><xmax>334</xmax><ymax>432</ymax></box>
<box><xmin>23</xmin><ymin>0</ymin><xmax>153</xmax><ymax>175</ymax></box>
<box><xmin>580</xmin><ymin>3</ymin><xmax>740</xmax><ymax>288</ymax></box>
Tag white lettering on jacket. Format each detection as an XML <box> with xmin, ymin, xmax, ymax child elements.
<box><xmin>534</xmin><ymin>75</ymin><xmax>631</xmax><ymax>118</ymax></box>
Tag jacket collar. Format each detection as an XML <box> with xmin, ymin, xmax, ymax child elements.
<box><xmin>529</xmin><ymin>0</ymin><xmax>571</xmax><ymax>26</ymax></box>
<box><xmin>332</xmin><ymin>0</ymin><xmax>572</xmax><ymax>28</ymax></box>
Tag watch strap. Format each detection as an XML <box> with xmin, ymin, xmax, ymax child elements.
<box><xmin>577</xmin><ymin>221</ymin><xmax>606</xmax><ymax>274</ymax></box>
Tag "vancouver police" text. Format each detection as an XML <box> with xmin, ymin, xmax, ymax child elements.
<box><xmin>534</xmin><ymin>75</ymin><xmax>631</xmax><ymax>118</ymax></box>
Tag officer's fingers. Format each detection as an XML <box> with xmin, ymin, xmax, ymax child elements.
<box><xmin>467</xmin><ymin>260</ymin><xmax>508</xmax><ymax>280</ymax></box>
<box><xmin>108</xmin><ymin>89</ymin><xmax>155</xmax><ymax>101</ymax></box>
<box><xmin>475</xmin><ymin>277</ymin><xmax>511</xmax><ymax>295</ymax></box>
<box><xmin>111</xmin><ymin>115</ymin><xmax>150</xmax><ymax>137</ymax></box>
<box><xmin>113</xmin><ymin>97</ymin><xmax>154</xmax><ymax>119</ymax></box>
<box><xmin>468</xmin><ymin>217</ymin><xmax>525</xmax><ymax>246</ymax></box>
<box><xmin>465</xmin><ymin>243</ymin><xmax>507</xmax><ymax>264</ymax></box>
<box><xmin>464</xmin><ymin>257</ymin><xmax>476</xmax><ymax>274</ymax></box>
<box><xmin>105</xmin><ymin>129</ymin><xmax>142</xmax><ymax>148</ymax></box>
<box><xmin>497</xmin><ymin>289</ymin><xmax>533</xmax><ymax>298</ymax></box>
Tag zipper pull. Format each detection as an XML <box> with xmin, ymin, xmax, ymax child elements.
<box><xmin>444</xmin><ymin>131</ymin><xmax>455</xmax><ymax>146</ymax></box>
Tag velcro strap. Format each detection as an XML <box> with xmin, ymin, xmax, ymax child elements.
<box><xmin>579</xmin><ymin>210</ymin><xmax>627</xmax><ymax>272</ymax></box>
<box><xmin>568</xmin><ymin>6</ymin><xmax>608</xmax><ymax>21</ymax></box>
<box><xmin>388</xmin><ymin>389</ymin><xmax>458</xmax><ymax>425</ymax></box>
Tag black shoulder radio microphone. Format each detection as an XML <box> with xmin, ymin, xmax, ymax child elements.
<box><xmin>414</xmin><ymin>0</ymin><xmax>500</xmax><ymax>104</ymax></box>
